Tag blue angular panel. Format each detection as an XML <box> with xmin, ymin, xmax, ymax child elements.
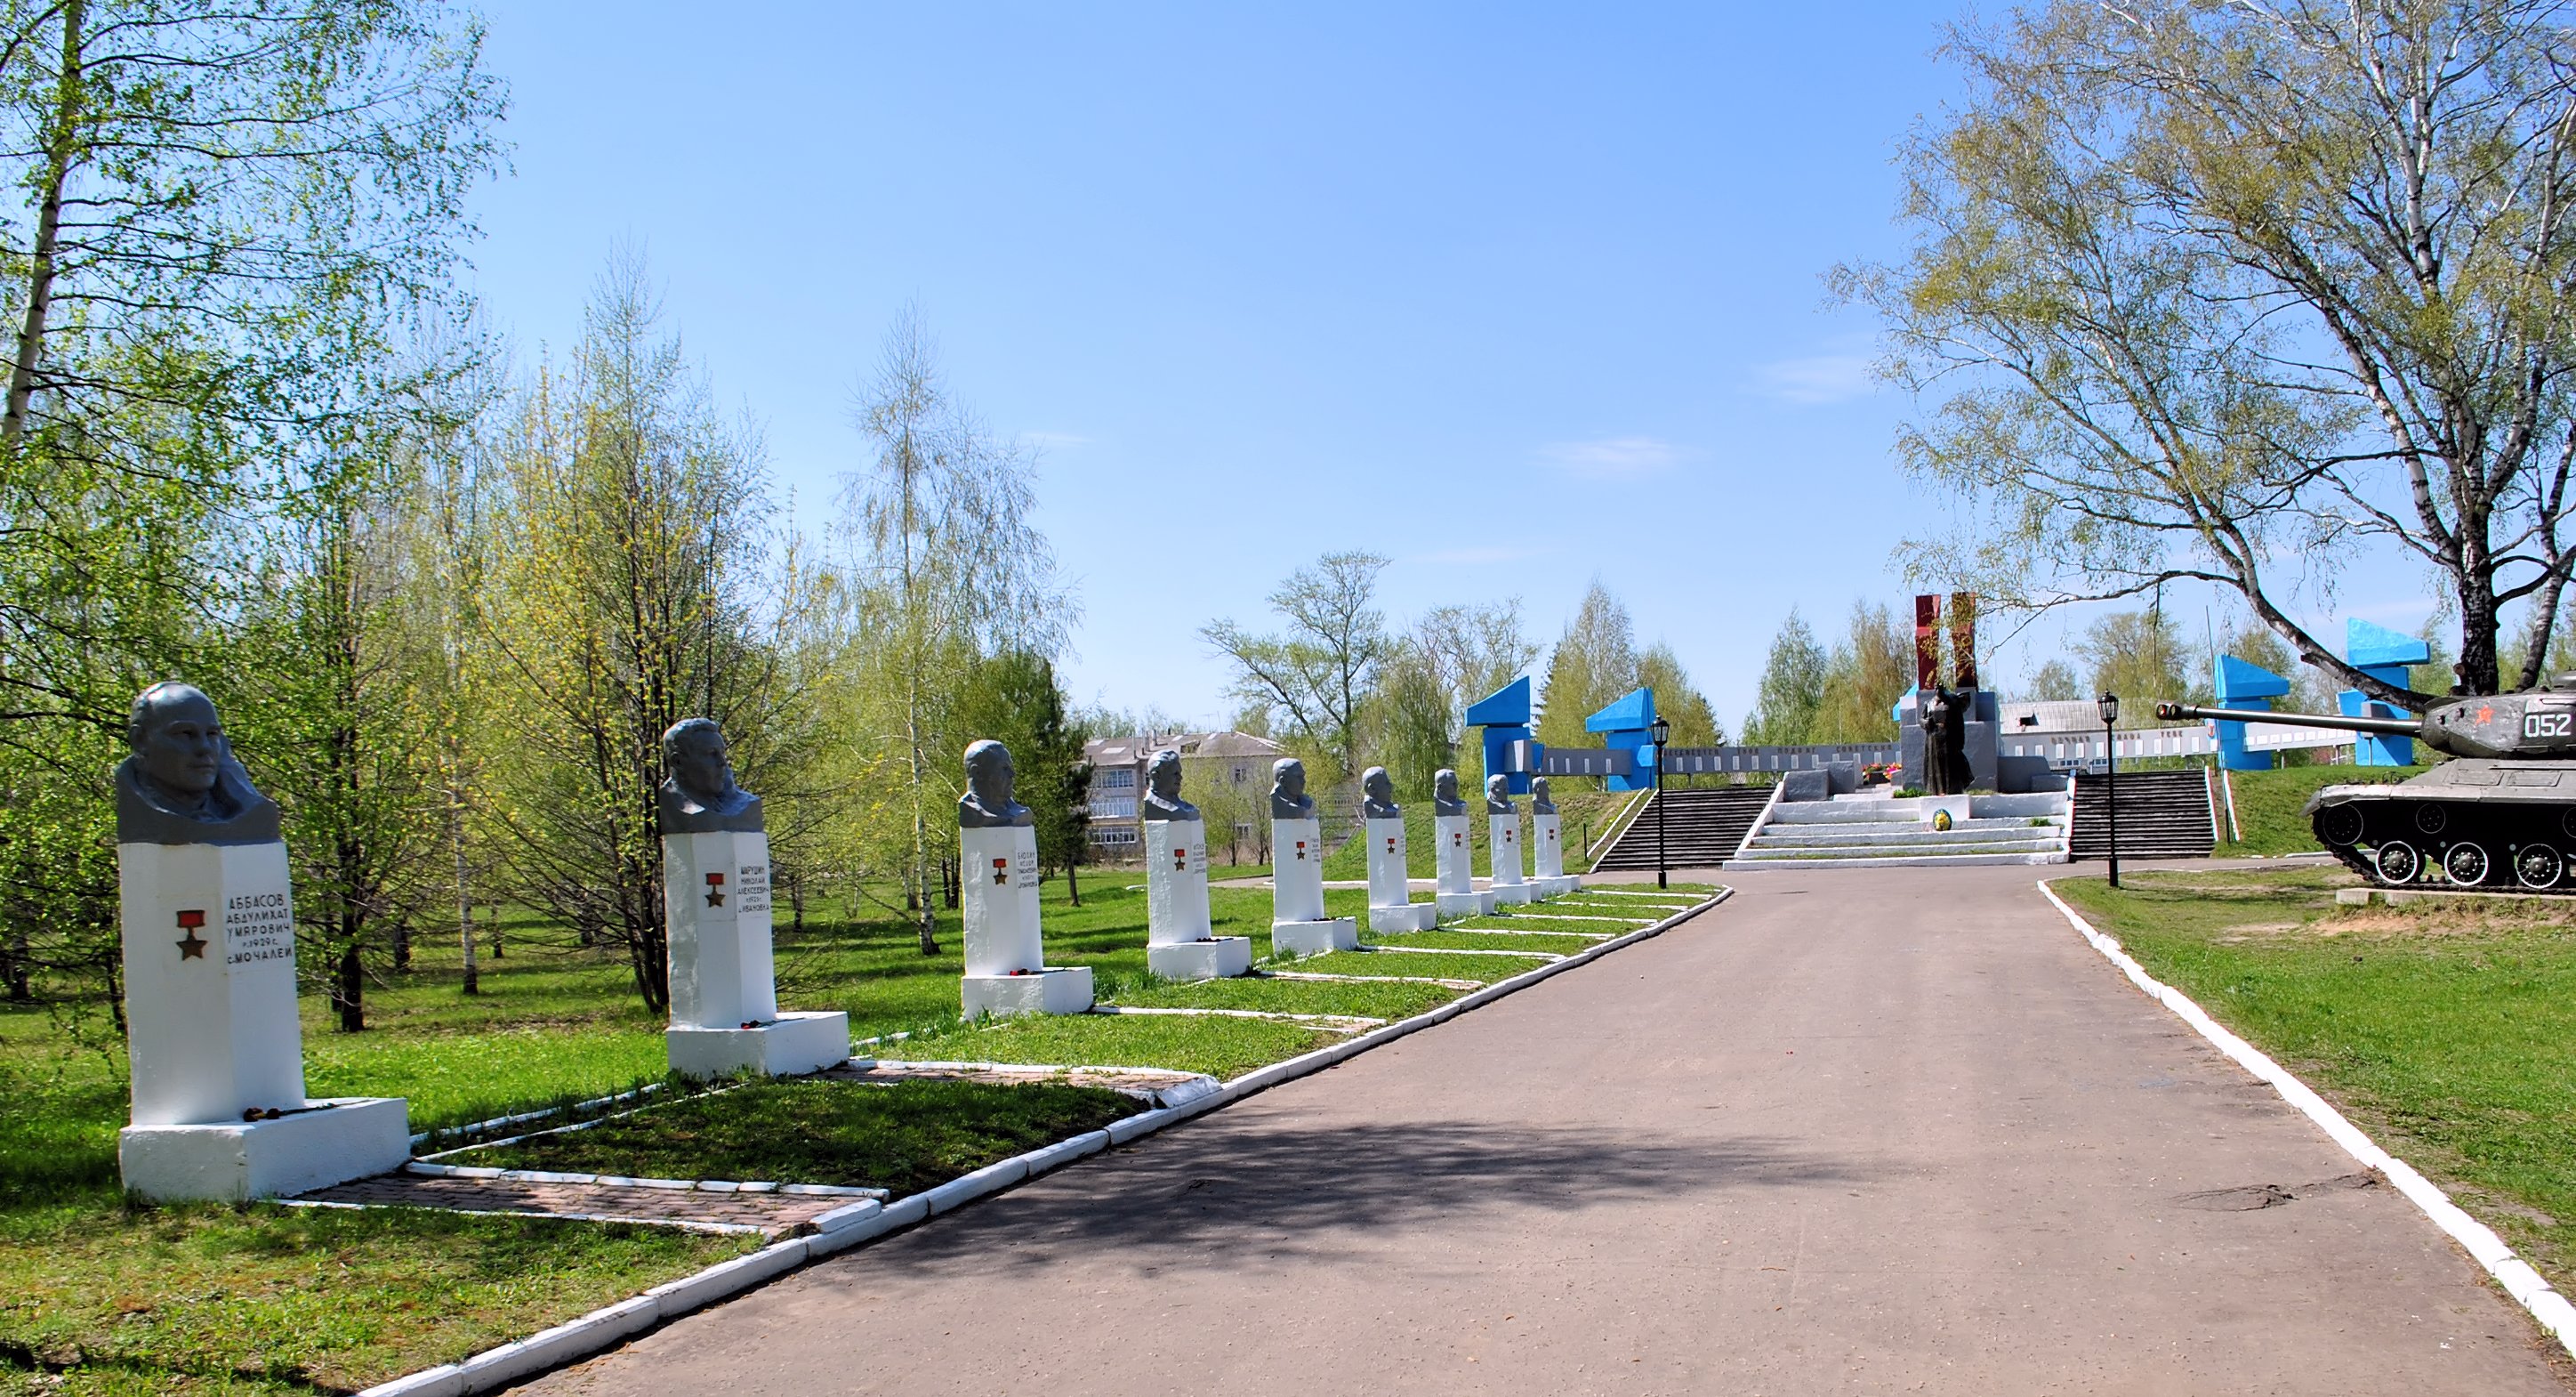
<box><xmin>1585</xmin><ymin>687</ymin><xmax>1656</xmax><ymax>735</ymax></box>
<box><xmin>1463</xmin><ymin>676</ymin><xmax>1532</xmax><ymax>728</ymax></box>
<box><xmin>2339</xmin><ymin>688</ymin><xmax>2416</xmax><ymax>766</ymax></box>
<box><xmin>2347</xmin><ymin>618</ymin><xmax>2431</xmax><ymax>669</ymax></box>
<box><xmin>2213</xmin><ymin>654</ymin><xmax>2290</xmax><ymax>702</ymax></box>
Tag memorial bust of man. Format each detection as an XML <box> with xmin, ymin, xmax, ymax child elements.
<box><xmin>1141</xmin><ymin>748</ymin><xmax>1198</xmax><ymax>822</ymax></box>
<box><xmin>1432</xmin><ymin>768</ymin><xmax>1466</xmax><ymax>817</ymax></box>
<box><xmin>1530</xmin><ymin>777</ymin><xmax>1556</xmax><ymax>815</ymax></box>
<box><xmin>657</xmin><ymin>718</ymin><xmax>763</xmax><ymax>834</ymax></box>
<box><xmin>1485</xmin><ymin>773</ymin><xmax>1517</xmax><ymax>814</ymax></box>
<box><xmin>957</xmin><ymin>739</ymin><xmax>1033</xmax><ymax>828</ymax></box>
<box><xmin>1360</xmin><ymin>766</ymin><xmax>1400</xmax><ymax>819</ymax></box>
<box><xmin>116</xmin><ymin>682</ymin><xmax>279</xmax><ymax>846</ymax></box>
<box><xmin>1269</xmin><ymin>757</ymin><xmax>1316</xmax><ymax>820</ymax></box>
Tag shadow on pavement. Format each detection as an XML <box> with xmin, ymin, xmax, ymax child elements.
<box><xmin>841</xmin><ymin>1118</ymin><xmax>1873</xmax><ymax>1278</ymax></box>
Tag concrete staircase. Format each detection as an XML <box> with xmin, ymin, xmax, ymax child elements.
<box><xmin>2069</xmin><ymin>769</ymin><xmax>2216</xmax><ymax>860</ymax></box>
<box><xmin>1727</xmin><ymin>791</ymin><xmax>2071</xmax><ymax>870</ymax></box>
<box><xmin>1590</xmin><ymin>786</ymin><xmax>1774</xmax><ymax>871</ymax></box>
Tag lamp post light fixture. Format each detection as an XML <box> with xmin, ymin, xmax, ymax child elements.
<box><xmin>2097</xmin><ymin>692</ymin><xmax>2121</xmax><ymax>889</ymax></box>
<box><xmin>1651</xmin><ymin>715</ymin><xmax>1673</xmax><ymax>890</ymax></box>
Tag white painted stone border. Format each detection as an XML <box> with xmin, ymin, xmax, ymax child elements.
<box><xmin>401</xmin><ymin>1161</ymin><xmax>887</xmax><ymax>1199</ymax></box>
<box><xmin>2036</xmin><ymin>878</ymin><xmax>2576</xmax><ymax>1360</ymax></box>
<box><xmin>353</xmin><ymin>887</ymin><xmax>1728</xmax><ymax>1397</ymax></box>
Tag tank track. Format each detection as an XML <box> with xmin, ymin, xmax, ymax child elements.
<box><xmin>2312</xmin><ymin>798</ymin><xmax>2576</xmax><ymax>893</ymax></box>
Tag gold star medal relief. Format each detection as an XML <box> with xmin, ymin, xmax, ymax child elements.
<box><xmin>174</xmin><ymin>908</ymin><xmax>208</xmax><ymax>960</ymax></box>
<box><xmin>704</xmin><ymin>871</ymin><xmax>725</xmax><ymax>907</ymax></box>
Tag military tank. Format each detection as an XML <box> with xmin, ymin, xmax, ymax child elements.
<box><xmin>2158</xmin><ymin>692</ymin><xmax>2576</xmax><ymax>891</ymax></box>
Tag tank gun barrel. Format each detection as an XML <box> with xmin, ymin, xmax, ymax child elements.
<box><xmin>2156</xmin><ymin>700</ymin><xmax>2418</xmax><ymax>737</ymax></box>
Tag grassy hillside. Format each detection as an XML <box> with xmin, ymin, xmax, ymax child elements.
<box><xmin>1317</xmin><ymin>787</ymin><xmax>1641</xmax><ymax>878</ymax></box>
<box><xmin>2217</xmin><ymin>763</ymin><xmax>2424</xmax><ymax>855</ymax></box>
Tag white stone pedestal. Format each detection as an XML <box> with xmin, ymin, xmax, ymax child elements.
<box><xmin>121</xmin><ymin>1097</ymin><xmax>412</xmax><ymax>1203</ymax></box>
<box><xmin>1433</xmin><ymin>815</ymin><xmax>1496</xmax><ymax>919</ymax></box>
<box><xmin>1271</xmin><ymin>917</ymin><xmax>1358</xmax><ymax>957</ymax></box>
<box><xmin>663</xmin><ymin>830</ymin><xmax>848</xmax><ymax>1077</ymax></box>
<box><xmin>1146</xmin><ymin>821</ymin><xmax>1250</xmax><ymax>981</ymax></box>
<box><xmin>1363</xmin><ymin>817</ymin><xmax>1434</xmax><ymax>933</ymax></box>
<box><xmin>961</xmin><ymin>824</ymin><xmax>1092</xmax><ymax>1017</ymax></box>
<box><xmin>1489</xmin><ymin>813</ymin><xmax>1533</xmax><ymax>905</ymax></box>
<box><xmin>1533</xmin><ymin>812</ymin><xmax>1566</xmax><ymax>885</ymax></box>
<box><xmin>1265</xmin><ymin>816</ymin><xmax>1356</xmax><ymax>956</ymax></box>
<box><xmin>117</xmin><ymin>840</ymin><xmax>407</xmax><ymax>1200</ymax></box>
<box><xmin>669</xmin><ymin>1011</ymin><xmax>851</xmax><ymax>1079</ymax></box>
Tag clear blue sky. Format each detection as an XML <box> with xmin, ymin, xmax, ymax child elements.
<box><xmin>462</xmin><ymin>3</ymin><xmax>2436</xmax><ymax>730</ymax></box>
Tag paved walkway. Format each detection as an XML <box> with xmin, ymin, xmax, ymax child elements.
<box><xmin>531</xmin><ymin>865</ymin><xmax>2571</xmax><ymax>1394</ymax></box>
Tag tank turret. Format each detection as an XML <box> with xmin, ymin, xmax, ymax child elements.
<box><xmin>2151</xmin><ymin>693</ymin><xmax>2576</xmax><ymax>891</ymax></box>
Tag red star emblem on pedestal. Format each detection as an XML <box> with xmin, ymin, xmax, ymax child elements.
<box><xmin>993</xmin><ymin>856</ymin><xmax>1010</xmax><ymax>885</ymax></box>
<box><xmin>704</xmin><ymin>871</ymin><xmax>725</xmax><ymax>908</ymax></box>
<box><xmin>175</xmin><ymin>909</ymin><xmax>207</xmax><ymax>960</ymax></box>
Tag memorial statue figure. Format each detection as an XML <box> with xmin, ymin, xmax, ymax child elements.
<box><xmin>957</xmin><ymin>739</ymin><xmax>1033</xmax><ymax>828</ymax></box>
<box><xmin>1269</xmin><ymin>757</ymin><xmax>1315</xmax><ymax>820</ymax></box>
<box><xmin>1485</xmin><ymin>773</ymin><xmax>1516</xmax><ymax>814</ymax></box>
<box><xmin>116</xmin><ymin>682</ymin><xmax>279</xmax><ymax>845</ymax></box>
<box><xmin>1530</xmin><ymin>777</ymin><xmax>1556</xmax><ymax>814</ymax></box>
<box><xmin>657</xmin><ymin>718</ymin><xmax>764</xmax><ymax>834</ymax></box>
<box><xmin>1360</xmin><ymin>766</ymin><xmax>1401</xmax><ymax>819</ymax></box>
<box><xmin>1920</xmin><ymin>686</ymin><xmax>1972</xmax><ymax>796</ymax></box>
<box><xmin>1432</xmin><ymin>768</ymin><xmax>1466</xmax><ymax>816</ymax></box>
<box><xmin>1141</xmin><ymin>748</ymin><xmax>1198</xmax><ymax>821</ymax></box>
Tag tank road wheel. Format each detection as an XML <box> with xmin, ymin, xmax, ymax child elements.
<box><xmin>2563</xmin><ymin>808</ymin><xmax>2576</xmax><ymax>842</ymax></box>
<box><xmin>2444</xmin><ymin>842</ymin><xmax>2491</xmax><ymax>887</ymax></box>
<box><xmin>2316</xmin><ymin>804</ymin><xmax>2364</xmax><ymax>847</ymax></box>
<box><xmin>2414</xmin><ymin>803</ymin><xmax>2449</xmax><ymax>836</ymax></box>
<box><xmin>2375</xmin><ymin>840</ymin><xmax>2421</xmax><ymax>884</ymax></box>
<box><xmin>2516</xmin><ymin>844</ymin><xmax>2564</xmax><ymax>891</ymax></box>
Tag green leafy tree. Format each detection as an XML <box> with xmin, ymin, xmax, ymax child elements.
<box><xmin>1808</xmin><ymin>602</ymin><xmax>1910</xmax><ymax>744</ymax></box>
<box><xmin>1534</xmin><ymin>582</ymin><xmax>1638</xmax><ymax>752</ymax></box>
<box><xmin>1743</xmin><ymin>610</ymin><xmax>1828</xmax><ymax>747</ymax></box>
<box><xmin>2075</xmin><ymin>610</ymin><xmax>2204</xmax><ymax>724</ymax></box>
<box><xmin>2021</xmin><ymin>658</ymin><xmax>2082</xmax><ymax>703</ymax></box>
<box><xmin>1203</xmin><ymin>551</ymin><xmax>1389</xmax><ymax>785</ymax></box>
<box><xmin>842</xmin><ymin>308</ymin><xmax>1071</xmax><ymax>953</ymax></box>
<box><xmin>1839</xmin><ymin>0</ymin><xmax>2576</xmax><ymax>702</ymax></box>
<box><xmin>479</xmin><ymin>257</ymin><xmax>783</xmax><ymax>1014</ymax></box>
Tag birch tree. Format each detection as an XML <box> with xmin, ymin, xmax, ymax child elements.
<box><xmin>1842</xmin><ymin>0</ymin><xmax>2576</xmax><ymax>704</ymax></box>
<box><xmin>842</xmin><ymin>308</ymin><xmax>1071</xmax><ymax>955</ymax></box>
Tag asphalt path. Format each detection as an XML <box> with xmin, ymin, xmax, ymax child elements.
<box><xmin>530</xmin><ymin>865</ymin><xmax>2572</xmax><ymax>1395</ymax></box>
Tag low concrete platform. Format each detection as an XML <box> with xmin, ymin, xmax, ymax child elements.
<box><xmin>1366</xmin><ymin>902</ymin><xmax>1436</xmax><ymax>934</ymax></box>
<box><xmin>1270</xmin><ymin>918</ymin><xmax>1358</xmax><ymax>957</ymax></box>
<box><xmin>121</xmin><ymin>1096</ymin><xmax>410</xmax><ymax>1202</ymax></box>
<box><xmin>1147</xmin><ymin>936</ymin><xmax>1252</xmax><ymax>981</ymax></box>
<box><xmin>668</xmin><ymin>1011</ymin><xmax>850</xmax><ymax>1079</ymax></box>
<box><xmin>1435</xmin><ymin>890</ymin><xmax>1497</xmax><ymax>919</ymax></box>
<box><xmin>962</xmin><ymin>966</ymin><xmax>1094</xmax><ymax>1018</ymax></box>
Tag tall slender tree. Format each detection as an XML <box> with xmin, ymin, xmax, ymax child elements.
<box><xmin>841</xmin><ymin>308</ymin><xmax>1071</xmax><ymax>954</ymax></box>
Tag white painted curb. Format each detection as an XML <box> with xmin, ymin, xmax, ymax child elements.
<box><xmin>2035</xmin><ymin>878</ymin><xmax>2576</xmax><ymax>1359</ymax></box>
<box><xmin>356</xmin><ymin>888</ymin><xmax>1729</xmax><ymax>1395</ymax></box>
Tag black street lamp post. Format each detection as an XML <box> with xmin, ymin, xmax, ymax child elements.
<box><xmin>2097</xmin><ymin>692</ymin><xmax>2121</xmax><ymax>889</ymax></box>
<box><xmin>1651</xmin><ymin>715</ymin><xmax>1673</xmax><ymax>890</ymax></box>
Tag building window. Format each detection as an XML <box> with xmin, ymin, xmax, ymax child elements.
<box><xmin>1089</xmin><ymin>825</ymin><xmax>1139</xmax><ymax>846</ymax></box>
<box><xmin>1098</xmin><ymin>768</ymin><xmax>1136</xmax><ymax>790</ymax></box>
<box><xmin>1232</xmin><ymin>764</ymin><xmax>1248</xmax><ymax>785</ymax></box>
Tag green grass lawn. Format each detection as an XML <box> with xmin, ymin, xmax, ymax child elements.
<box><xmin>2217</xmin><ymin>764</ymin><xmax>2423</xmax><ymax>855</ymax></box>
<box><xmin>2052</xmin><ymin>867</ymin><xmax>2576</xmax><ymax>1299</ymax></box>
<box><xmin>0</xmin><ymin>1201</ymin><xmax>752</xmax><ymax>1396</ymax></box>
<box><xmin>0</xmin><ymin>867</ymin><xmax>1716</xmax><ymax>1393</ymax></box>
<box><xmin>460</xmin><ymin>1078</ymin><xmax>1146</xmax><ymax>1193</ymax></box>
